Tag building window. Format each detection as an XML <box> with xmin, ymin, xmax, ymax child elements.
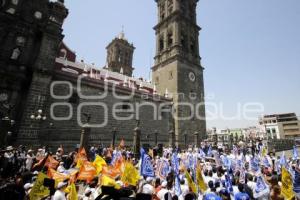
<box><xmin>167</xmin><ymin>0</ymin><xmax>173</xmax><ymax>15</ymax></box>
<box><xmin>272</xmin><ymin>128</ymin><xmax>276</xmax><ymax>133</ymax></box>
<box><xmin>159</xmin><ymin>36</ymin><xmax>164</xmax><ymax>52</ymax></box>
<box><xmin>160</xmin><ymin>2</ymin><xmax>165</xmax><ymax>20</ymax></box>
<box><xmin>167</xmin><ymin>32</ymin><xmax>173</xmax><ymax>47</ymax></box>
<box><xmin>155</xmin><ymin>77</ymin><xmax>159</xmax><ymax>85</ymax></box>
<box><xmin>181</xmin><ymin>33</ymin><xmax>187</xmax><ymax>50</ymax></box>
<box><xmin>168</xmin><ymin>71</ymin><xmax>173</xmax><ymax>80</ymax></box>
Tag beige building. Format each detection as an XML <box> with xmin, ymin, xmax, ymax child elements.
<box><xmin>259</xmin><ymin>113</ymin><xmax>300</xmax><ymax>139</ymax></box>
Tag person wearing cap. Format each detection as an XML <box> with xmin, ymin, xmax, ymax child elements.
<box><xmin>157</xmin><ymin>181</ymin><xmax>169</xmax><ymax>200</ymax></box>
<box><xmin>57</xmin><ymin>162</ymin><xmax>66</xmax><ymax>173</ymax></box>
<box><xmin>82</xmin><ymin>187</ymin><xmax>93</xmax><ymax>200</ymax></box>
<box><xmin>25</xmin><ymin>149</ymin><xmax>34</xmax><ymax>171</ymax></box>
<box><xmin>141</xmin><ymin>177</ymin><xmax>154</xmax><ymax>195</ymax></box>
<box><xmin>56</xmin><ymin>148</ymin><xmax>63</xmax><ymax>161</ymax></box>
<box><xmin>24</xmin><ymin>183</ymin><xmax>33</xmax><ymax>198</ymax></box>
<box><xmin>53</xmin><ymin>182</ymin><xmax>67</xmax><ymax>200</ymax></box>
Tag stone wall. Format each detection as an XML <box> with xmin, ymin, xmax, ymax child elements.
<box><xmin>38</xmin><ymin>71</ymin><xmax>172</xmax><ymax>151</ymax></box>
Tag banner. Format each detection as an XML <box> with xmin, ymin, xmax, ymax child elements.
<box><xmin>45</xmin><ymin>155</ymin><xmax>59</xmax><ymax>169</ymax></box>
<box><xmin>65</xmin><ymin>183</ymin><xmax>78</xmax><ymax>200</ymax></box>
<box><xmin>93</xmin><ymin>155</ymin><xmax>107</xmax><ymax>175</ymax></box>
<box><xmin>100</xmin><ymin>175</ymin><xmax>121</xmax><ymax>189</ymax></box>
<box><xmin>196</xmin><ymin>166</ymin><xmax>207</xmax><ymax>193</ymax></box>
<box><xmin>156</xmin><ymin>159</ymin><xmax>169</xmax><ymax>179</ymax></box>
<box><xmin>174</xmin><ymin>176</ymin><xmax>182</xmax><ymax>196</ymax></box>
<box><xmin>77</xmin><ymin>161</ymin><xmax>96</xmax><ymax>182</ymax></box>
<box><xmin>75</xmin><ymin>148</ymin><xmax>88</xmax><ymax>169</ymax></box>
<box><xmin>255</xmin><ymin>176</ymin><xmax>267</xmax><ymax>193</ymax></box>
<box><xmin>185</xmin><ymin>170</ymin><xmax>197</xmax><ymax>193</ymax></box>
<box><xmin>293</xmin><ymin>146</ymin><xmax>298</xmax><ymax>160</ymax></box>
<box><xmin>121</xmin><ymin>162</ymin><xmax>140</xmax><ymax>186</ymax></box>
<box><xmin>29</xmin><ymin>173</ymin><xmax>50</xmax><ymax>200</ymax></box>
<box><xmin>171</xmin><ymin>152</ymin><xmax>179</xmax><ymax>175</ymax></box>
<box><xmin>47</xmin><ymin>168</ymin><xmax>69</xmax><ymax>183</ymax></box>
<box><xmin>141</xmin><ymin>151</ymin><xmax>155</xmax><ymax>177</ymax></box>
<box><xmin>281</xmin><ymin>167</ymin><xmax>295</xmax><ymax>199</ymax></box>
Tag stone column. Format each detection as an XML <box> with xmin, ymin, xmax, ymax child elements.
<box><xmin>169</xmin><ymin>130</ymin><xmax>175</xmax><ymax>148</ymax></box>
<box><xmin>133</xmin><ymin>126</ymin><xmax>141</xmax><ymax>159</ymax></box>
<box><xmin>111</xmin><ymin>128</ymin><xmax>117</xmax><ymax>148</ymax></box>
<box><xmin>79</xmin><ymin>124</ymin><xmax>91</xmax><ymax>150</ymax></box>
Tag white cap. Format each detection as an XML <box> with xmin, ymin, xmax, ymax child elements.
<box><xmin>33</xmin><ymin>171</ymin><xmax>39</xmax><ymax>175</ymax></box>
<box><xmin>161</xmin><ymin>181</ymin><xmax>167</xmax><ymax>188</ymax></box>
<box><xmin>57</xmin><ymin>182</ymin><xmax>67</xmax><ymax>189</ymax></box>
<box><xmin>24</xmin><ymin>183</ymin><xmax>33</xmax><ymax>190</ymax></box>
<box><xmin>146</xmin><ymin>177</ymin><xmax>153</xmax><ymax>183</ymax></box>
<box><xmin>84</xmin><ymin>188</ymin><xmax>92</xmax><ymax>195</ymax></box>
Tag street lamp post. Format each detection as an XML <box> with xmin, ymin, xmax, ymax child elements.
<box><xmin>79</xmin><ymin>113</ymin><xmax>91</xmax><ymax>149</ymax></box>
<box><xmin>112</xmin><ymin>128</ymin><xmax>117</xmax><ymax>148</ymax></box>
<box><xmin>133</xmin><ymin>120</ymin><xmax>141</xmax><ymax>159</ymax></box>
<box><xmin>184</xmin><ymin>133</ymin><xmax>187</xmax><ymax>149</ymax></box>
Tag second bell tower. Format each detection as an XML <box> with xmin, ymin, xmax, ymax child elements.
<box><xmin>152</xmin><ymin>0</ymin><xmax>206</xmax><ymax>146</ymax></box>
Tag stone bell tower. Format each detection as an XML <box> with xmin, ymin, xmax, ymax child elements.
<box><xmin>152</xmin><ymin>0</ymin><xmax>206</xmax><ymax>147</ymax></box>
<box><xmin>106</xmin><ymin>31</ymin><xmax>135</xmax><ymax>77</ymax></box>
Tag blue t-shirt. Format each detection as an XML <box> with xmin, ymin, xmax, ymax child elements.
<box><xmin>234</xmin><ymin>192</ymin><xmax>250</xmax><ymax>200</ymax></box>
<box><xmin>204</xmin><ymin>193</ymin><xmax>222</xmax><ymax>200</ymax></box>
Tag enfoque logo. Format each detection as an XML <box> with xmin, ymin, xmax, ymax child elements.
<box><xmin>50</xmin><ymin>76</ymin><xmax>265</xmax><ymax>127</ymax></box>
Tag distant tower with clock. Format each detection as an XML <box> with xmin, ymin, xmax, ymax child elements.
<box><xmin>152</xmin><ymin>0</ymin><xmax>206</xmax><ymax>146</ymax></box>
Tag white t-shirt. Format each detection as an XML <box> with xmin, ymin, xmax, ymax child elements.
<box><xmin>52</xmin><ymin>190</ymin><xmax>66</xmax><ymax>200</ymax></box>
<box><xmin>142</xmin><ymin>183</ymin><xmax>154</xmax><ymax>195</ymax></box>
<box><xmin>157</xmin><ymin>188</ymin><xmax>169</xmax><ymax>200</ymax></box>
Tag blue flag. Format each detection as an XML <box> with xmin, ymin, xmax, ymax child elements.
<box><xmin>263</xmin><ymin>157</ymin><xmax>271</xmax><ymax>167</ymax></box>
<box><xmin>199</xmin><ymin>148</ymin><xmax>206</xmax><ymax>158</ymax></box>
<box><xmin>251</xmin><ymin>157</ymin><xmax>260</xmax><ymax>172</ymax></box>
<box><xmin>293</xmin><ymin>146</ymin><xmax>298</xmax><ymax>160</ymax></box>
<box><xmin>175</xmin><ymin>175</ymin><xmax>182</xmax><ymax>196</ymax></box>
<box><xmin>255</xmin><ymin>176</ymin><xmax>267</xmax><ymax>193</ymax></box>
<box><xmin>293</xmin><ymin>168</ymin><xmax>300</xmax><ymax>193</ymax></box>
<box><xmin>140</xmin><ymin>148</ymin><xmax>155</xmax><ymax>177</ymax></box>
<box><xmin>225</xmin><ymin>175</ymin><xmax>233</xmax><ymax>194</ymax></box>
<box><xmin>171</xmin><ymin>152</ymin><xmax>179</xmax><ymax>175</ymax></box>
<box><xmin>280</xmin><ymin>152</ymin><xmax>287</xmax><ymax>167</ymax></box>
<box><xmin>207</xmin><ymin>145</ymin><xmax>212</xmax><ymax>157</ymax></box>
<box><xmin>222</xmin><ymin>155</ymin><xmax>231</xmax><ymax>169</ymax></box>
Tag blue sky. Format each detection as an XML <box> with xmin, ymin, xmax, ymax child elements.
<box><xmin>63</xmin><ymin>0</ymin><xmax>300</xmax><ymax>129</ymax></box>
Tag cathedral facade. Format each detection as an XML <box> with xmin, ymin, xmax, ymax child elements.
<box><xmin>0</xmin><ymin>0</ymin><xmax>206</xmax><ymax>149</ymax></box>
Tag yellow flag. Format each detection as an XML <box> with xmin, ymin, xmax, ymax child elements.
<box><xmin>93</xmin><ymin>155</ymin><xmax>107</xmax><ymax>175</ymax></box>
<box><xmin>29</xmin><ymin>173</ymin><xmax>50</xmax><ymax>200</ymax></box>
<box><xmin>100</xmin><ymin>175</ymin><xmax>121</xmax><ymax>189</ymax></box>
<box><xmin>66</xmin><ymin>183</ymin><xmax>78</xmax><ymax>200</ymax></box>
<box><xmin>196</xmin><ymin>166</ymin><xmax>207</xmax><ymax>193</ymax></box>
<box><xmin>185</xmin><ymin>170</ymin><xmax>197</xmax><ymax>193</ymax></box>
<box><xmin>262</xmin><ymin>146</ymin><xmax>267</xmax><ymax>157</ymax></box>
<box><xmin>281</xmin><ymin>167</ymin><xmax>295</xmax><ymax>200</ymax></box>
<box><xmin>121</xmin><ymin>162</ymin><xmax>140</xmax><ymax>186</ymax></box>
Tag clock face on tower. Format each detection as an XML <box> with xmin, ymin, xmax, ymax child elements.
<box><xmin>188</xmin><ymin>71</ymin><xmax>196</xmax><ymax>82</ymax></box>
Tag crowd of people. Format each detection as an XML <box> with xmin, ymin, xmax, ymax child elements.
<box><xmin>0</xmin><ymin>140</ymin><xmax>299</xmax><ymax>200</ymax></box>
